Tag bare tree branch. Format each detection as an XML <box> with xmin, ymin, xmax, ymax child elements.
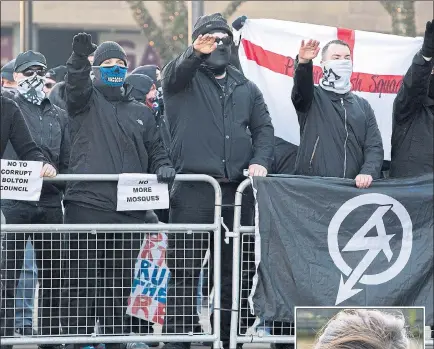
<box><xmin>221</xmin><ymin>0</ymin><xmax>247</xmax><ymax>19</ymax></box>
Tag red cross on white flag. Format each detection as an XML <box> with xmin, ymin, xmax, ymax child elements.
<box><xmin>237</xmin><ymin>19</ymin><xmax>423</xmax><ymax>160</ymax></box>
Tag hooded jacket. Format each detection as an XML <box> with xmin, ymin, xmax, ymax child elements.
<box><xmin>162</xmin><ymin>45</ymin><xmax>274</xmax><ymax>181</ymax></box>
<box><xmin>389</xmin><ymin>52</ymin><xmax>434</xmax><ymax>178</ymax></box>
<box><xmin>291</xmin><ymin>58</ymin><xmax>384</xmax><ymax>179</ymax></box>
<box><xmin>65</xmin><ymin>52</ymin><xmax>172</xmax><ymax>216</ymax></box>
<box><xmin>3</xmin><ymin>91</ymin><xmax>70</xmax><ymax>206</ymax></box>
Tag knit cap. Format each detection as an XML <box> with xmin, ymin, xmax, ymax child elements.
<box><xmin>192</xmin><ymin>13</ymin><xmax>232</xmax><ymax>42</ymax></box>
<box><xmin>93</xmin><ymin>41</ymin><xmax>127</xmax><ymax>66</ymax></box>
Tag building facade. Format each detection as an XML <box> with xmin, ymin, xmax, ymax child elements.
<box><xmin>1</xmin><ymin>1</ymin><xmax>432</xmax><ymax>69</ymax></box>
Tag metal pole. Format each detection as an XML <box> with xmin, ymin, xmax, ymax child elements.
<box><xmin>19</xmin><ymin>0</ymin><xmax>33</xmax><ymax>51</ymax></box>
<box><xmin>188</xmin><ymin>0</ymin><xmax>204</xmax><ymax>45</ymax></box>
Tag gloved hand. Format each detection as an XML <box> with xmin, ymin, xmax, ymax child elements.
<box><xmin>421</xmin><ymin>20</ymin><xmax>434</xmax><ymax>58</ymax></box>
<box><xmin>156</xmin><ymin>166</ymin><xmax>176</xmax><ymax>188</ymax></box>
<box><xmin>232</xmin><ymin>15</ymin><xmax>247</xmax><ymax>31</ymax></box>
<box><xmin>72</xmin><ymin>32</ymin><xmax>97</xmax><ymax>57</ymax></box>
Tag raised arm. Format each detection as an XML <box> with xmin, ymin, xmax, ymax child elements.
<box><xmin>65</xmin><ymin>33</ymin><xmax>97</xmax><ymax>116</ymax></box>
<box><xmin>162</xmin><ymin>34</ymin><xmax>217</xmax><ymax>94</ymax></box>
<box><xmin>393</xmin><ymin>21</ymin><xmax>433</xmax><ymax>124</ymax></box>
<box><xmin>291</xmin><ymin>40</ymin><xmax>320</xmax><ymax>128</ymax></box>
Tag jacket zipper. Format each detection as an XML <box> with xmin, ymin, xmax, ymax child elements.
<box><xmin>309</xmin><ymin>136</ymin><xmax>320</xmax><ymax>169</ymax></box>
<box><xmin>49</xmin><ymin>122</ymin><xmax>53</xmax><ymax>145</ymax></box>
<box><xmin>341</xmin><ymin>98</ymin><xmax>349</xmax><ymax>178</ymax></box>
<box><xmin>39</xmin><ymin>114</ymin><xmax>43</xmax><ymax>144</ymax></box>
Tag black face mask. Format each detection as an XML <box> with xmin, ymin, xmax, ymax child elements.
<box><xmin>428</xmin><ymin>75</ymin><xmax>434</xmax><ymax>100</ymax></box>
<box><xmin>204</xmin><ymin>40</ymin><xmax>232</xmax><ymax>76</ymax></box>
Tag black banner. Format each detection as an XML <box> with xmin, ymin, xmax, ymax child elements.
<box><xmin>250</xmin><ymin>174</ymin><xmax>433</xmax><ymax>324</ymax></box>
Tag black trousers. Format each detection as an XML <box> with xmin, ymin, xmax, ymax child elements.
<box><xmin>61</xmin><ymin>203</ymin><xmax>152</xmax><ymax>337</ymax></box>
<box><xmin>163</xmin><ymin>182</ymin><xmax>254</xmax><ymax>347</ymax></box>
<box><xmin>0</xmin><ymin>201</ymin><xmax>63</xmax><ymax>337</ymax></box>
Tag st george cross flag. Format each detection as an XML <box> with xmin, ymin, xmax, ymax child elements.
<box><xmin>249</xmin><ymin>174</ymin><xmax>433</xmax><ymax>324</ymax></box>
<box><xmin>237</xmin><ymin>19</ymin><xmax>423</xmax><ymax>160</ymax></box>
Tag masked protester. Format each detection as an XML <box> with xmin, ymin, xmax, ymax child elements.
<box><xmin>0</xmin><ymin>94</ymin><xmax>57</xmax><ymax>349</ymax></box>
<box><xmin>131</xmin><ymin>65</ymin><xmax>170</xmax><ymax>153</ymax></box>
<box><xmin>62</xmin><ymin>33</ymin><xmax>175</xmax><ymax>349</ymax></box>
<box><xmin>291</xmin><ymin>39</ymin><xmax>383</xmax><ymax>188</ymax></box>
<box><xmin>0</xmin><ymin>52</ymin><xmax>67</xmax><ymax>348</ymax></box>
<box><xmin>389</xmin><ymin>20</ymin><xmax>434</xmax><ymax>178</ymax></box>
<box><xmin>161</xmin><ymin>13</ymin><xmax>274</xmax><ymax>349</ymax></box>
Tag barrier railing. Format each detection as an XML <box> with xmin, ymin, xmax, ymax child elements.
<box><xmin>0</xmin><ymin>174</ymin><xmax>222</xmax><ymax>348</ymax></box>
<box><xmin>228</xmin><ymin>178</ymin><xmax>434</xmax><ymax>349</ymax></box>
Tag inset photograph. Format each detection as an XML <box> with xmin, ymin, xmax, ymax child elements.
<box><xmin>295</xmin><ymin>307</ymin><xmax>425</xmax><ymax>349</ymax></box>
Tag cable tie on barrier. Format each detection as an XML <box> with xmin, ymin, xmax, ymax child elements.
<box><xmin>213</xmin><ymin>307</ymin><xmax>238</xmax><ymax>312</ymax></box>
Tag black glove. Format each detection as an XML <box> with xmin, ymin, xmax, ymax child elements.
<box><xmin>72</xmin><ymin>32</ymin><xmax>97</xmax><ymax>57</ymax></box>
<box><xmin>156</xmin><ymin>166</ymin><xmax>176</xmax><ymax>188</ymax></box>
<box><xmin>421</xmin><ymin>20</ymin><xmax>434</xmax><ymax>58</ymax></box>
<box><xmin>232</xmin><ymin>15</ymin><xmax>247</xmax><ymax>31</ymax></box>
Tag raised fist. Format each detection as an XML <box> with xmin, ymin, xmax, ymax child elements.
<box><xmin>193</xmin><ymin>34</ymin><xmax>217</xmax><ymax>55</ymax></box>
<box><xmin>72</xmin><ymin>32</ymin><xmax>97</xmax><ymax>57</ymax></box>
<box><xmin>422</xmin><ymin>20</ymin><xmax>434</xmax><ymax>58</ymax></box>
<box><xmin>298</xmin><ymin>39</ymin><xmax>320</xmax><ymax>64</ymax></box>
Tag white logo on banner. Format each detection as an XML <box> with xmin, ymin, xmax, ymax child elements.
<box><xmin>117</xmin><ymin>173</ymin><xmax>169</xmax><ymax>211</ymax></box>
<box><xmin>0</xmin><ymin>159</ymin><xmax>43</xmax><ymax>201</ymax></box>
<box><xmin>328</xmin><ymin>193</ymin><xmax>413</xmax><ymax>305</ymax></box>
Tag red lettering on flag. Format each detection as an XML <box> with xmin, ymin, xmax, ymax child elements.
<box><xmin>241</xmin><ymin>38</ymin><xmax>403</xmax><ymax>96</ymax></box>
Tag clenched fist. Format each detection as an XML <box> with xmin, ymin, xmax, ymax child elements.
<box><xmin>193</xmin><ymin>34</ymin><xmax>217</xmax><ymax>55</ymax></box>
<box><xmin>73</xmin><ymin>32</ymin><xmax>97</xmax><ymax>57</ymax></box>
<box><xmin>298</xmin><ymin>39</ymin><xmax>320</xmax><ymax>64</ymax></box>
<box><xmin>422</xmin><ymin>20</ymin><xmax>434</xmax><ymax>58</ymax></box>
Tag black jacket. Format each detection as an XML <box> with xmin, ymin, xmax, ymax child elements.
<box><xmin>272</xmin><ymin>137</ymin><xmax>298</xmax><ymax>175</ymax></box>
<box><xmin>291</xmin><ymin>59</ymin><xmax>384</xmax><ymax>179</ymax></box>
<box><xmin>389</xmin><ymin>52</ymin><xmax>434</xmax><ymax>178</ymax></box>
<box><xmin>65</xmin><ymin>52</ymin><xmax>172</xmax><ymax>215</ymax></box>
<box><xmin>1</xmin><ymin>95</ymin><xmax>48</xmax><ymax>163</ymax></box>
<box><xmin>49</xmin><ymin>81</ymin><xmax>67</xmax><ymax>110</ymax></box>
<box><xmin>3</xmin><ymin>93</ymin><xmax>70</xmax><ymax>206</ymax></box>
<box><xmin>162</xmin><ymin>46</ymin><xmax>274</xmax><ymax>182</ymax></box>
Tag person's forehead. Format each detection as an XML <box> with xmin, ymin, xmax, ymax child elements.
<box><xmin>327</xmin><ymin>43</ymin><xmax>350</xmax><ymax>55</ymax></box>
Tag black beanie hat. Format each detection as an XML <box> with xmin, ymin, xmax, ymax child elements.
<box><xmin>192</xmin><ymin>13</ymin><xmax>232</xmax><ymax>42</ymax></box>
<box><xmin>93</xmin><ymin>41</ymin><xmax>127</xmax><ymax>67</ymax></box>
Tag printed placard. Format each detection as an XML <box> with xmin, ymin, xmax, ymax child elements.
<box><xmin>0</xmin><ymin>159</ymin><xmax>43</xmax><ymax>201</ymax></box>
<box><xmin>117</xmin><ymin>173</ymin><xmax>169</xmax><ymax>211</ymax></box>
<box><xmin>126</xmin><ymin>231</ymin><xmax>170</xmax><ymax>325</ymax></box>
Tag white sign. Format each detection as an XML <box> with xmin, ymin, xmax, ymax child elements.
<box><xmin>0</xmin><ymin>159</ymin><xmax>43</xmax><ymax>201</ymax></box>
<box><xmin>117</xmin><ymin>173</ymin><xmax>169</xmax><ymax>211</ymax></box>
<box><xmin>328</xmin><ymin>193</ymin><xmax>413</xmax><ymax>305</ymax></box>
<box><xmin>238</xmin><ymin>19</ymin><xmax>423</xmax><ymax>160</ymax></box>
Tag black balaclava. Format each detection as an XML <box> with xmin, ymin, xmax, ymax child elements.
<box><xmin>124</xmin><ymin>73</ymin><xmax>153</xmax><ymax>102</ymax></box>
<box><xmin>192</xmin><ymin>13</ymin><xmax>233</xmax><ymax>76</ymax></box>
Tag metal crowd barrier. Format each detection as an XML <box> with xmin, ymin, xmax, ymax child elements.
<box><xmin>0</xmin><ymin>174</ymin><xmax>223</xmax><ymax>348</ymax></box>
<box><xmin>228</xmin><ymin>178</ymin><xmax>434</xmax><ymax>349</ymax></box>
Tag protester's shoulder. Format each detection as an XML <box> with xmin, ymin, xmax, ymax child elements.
<box><xmin>351</xmin><ymin>92</ymin><xmax>375</xmax><ymax>113</ymax></box>
<box><xmin>1</xmin><ymin>88</ymin><xmax>18</xmax><ymax>100</ymax></box>
<box><xmin>1</xmin><ymin>94</ymin><xmax>20</xmax><ymax>112</ymax></box>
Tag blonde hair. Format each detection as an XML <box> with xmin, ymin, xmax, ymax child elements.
<box><xmin>313</xmin><ymin>309</ymin><xmax>410</xmax><ymax>349</ymax></box>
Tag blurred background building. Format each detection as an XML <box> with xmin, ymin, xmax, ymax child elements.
<box><xmin>1</xmin><ymin>1</ymin><xmax>432</xmax><ymax>70</ymax></box>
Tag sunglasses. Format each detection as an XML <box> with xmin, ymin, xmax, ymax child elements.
<box><xmin>45</xmin><ymin>82</ymin><xmax>54</xmax><ymax>89</ymax></box>
<box><xmin>22</xmin><ymin>69</ymin><xmax>46</xmax><ymax>77</ymax></box>
<box><xmin>215</xmin><ymin>36</ymin><xmax>232</xmax><ymax>46</ymax></box>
